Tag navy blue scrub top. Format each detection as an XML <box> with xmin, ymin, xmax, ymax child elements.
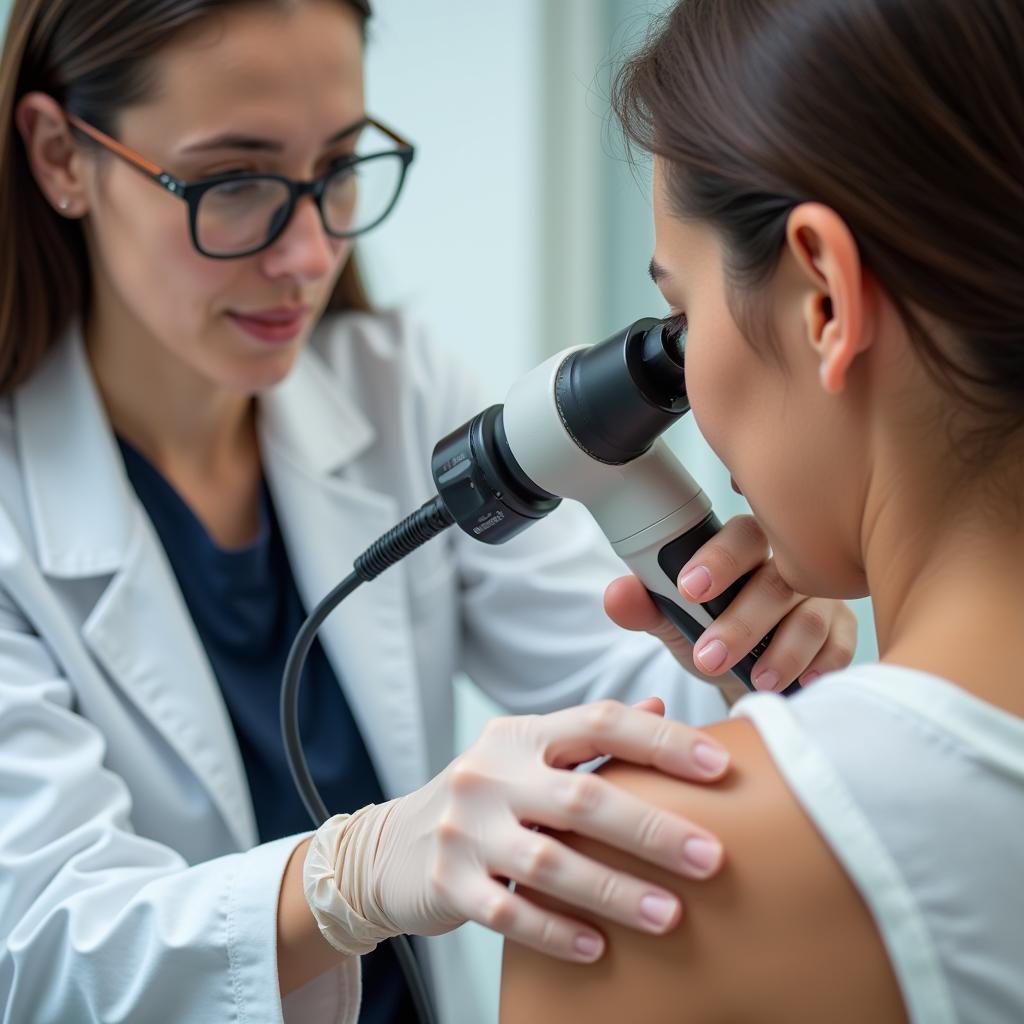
<box><xmin>118</xmin><ymin>438</ymin><xmax>413</xmax><ymax>1023</ymax></box>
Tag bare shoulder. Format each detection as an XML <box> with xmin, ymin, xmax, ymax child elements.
<box><xmin>500</xmin><ymin>718</ymin><xmax>908</xmax><ymax>1024</ymax></box>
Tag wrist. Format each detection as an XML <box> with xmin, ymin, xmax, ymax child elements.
<box><xmin>277</xmin><ymin>837</ymin><xmax>347</xmax><ymax>996</ymax></box>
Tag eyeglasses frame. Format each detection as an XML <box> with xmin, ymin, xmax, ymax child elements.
<box><xmin>65</xmin><ymin>112</ymin><xmax>416</xmax><ymax>259</ymax></box>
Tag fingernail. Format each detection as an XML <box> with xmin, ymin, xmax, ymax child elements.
<box><xmin>682</xmin><ymin>837</ymin><xmax>723</xmax><ymax>875</ymax></box>
<box><xmin>639</xmin><ymin>893</ymin><xmax>678</xmax><ymax>930</ymax></box>
<box><xmin>574</xmin><ymin>933</ymin><xmax>603</xmax><ymax>960</ymax></box>
<box><xmin>679</xmin><ymin>566</ymin><xmax>711</xmax><ymax>600</ymax></box>
<box><xmin>752</xmin><ymin>669</ymin><xmax>779</xmax><ymax>692</ymax></box>
<box><xmin>801</xmin><ymin>671</ymin><xmax>821</xmax><ymax>685</ymax></box>
<box><xmin>695</xmin><ymin>638</ymin><xmax>727</xmax><ymax>673</ymax></box>
<box><xmin>692</xmin><ymin>741</ymin><xmax>730</xmax><ymax>776</ymax></box>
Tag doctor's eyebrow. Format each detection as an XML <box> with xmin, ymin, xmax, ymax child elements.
<box><xmin>179</xmin><ymin>118</ymin><xmax>368</xmax><ymax>155</ymax></box>
<box><xmin>648</xmin><ymin>257</ymin><xmax>670</xmax><ymax>284</ymax></box>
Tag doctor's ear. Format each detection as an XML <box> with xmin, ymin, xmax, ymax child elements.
<box><xmin>15</xmin><ymin>92</ymin><xmax>91</xmax><ymax>219</ymax></box>
<box><xmin>784</xmin><ymin>203</ymin><xmax>871</xmax><ymax>394</ymax></box>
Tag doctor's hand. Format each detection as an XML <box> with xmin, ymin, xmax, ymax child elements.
<box><xmin>305</xmin><ymin>699</ymin><xmax>728</xmax><ymax>964</ymax></box>
<box><xmin>604</xmin><ymin>514</ymin><xmax>858</xmax><ymax>704</ymax></box>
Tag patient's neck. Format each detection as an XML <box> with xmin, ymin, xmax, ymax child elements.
<box><xmin>867</xmin><ymin>481</ymin><xmax>1024</xmax><ymax>715</ymax></box>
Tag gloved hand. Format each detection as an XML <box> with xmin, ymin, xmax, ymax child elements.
<box><xmin>304</xmin><ymin>698</ymin><xmax>729</xmax><ymax>962</ymax></box>
<box><xmin>605</xmin><ymin>513</ymin><xmax>858</xmax><ymax>701</ymax></box>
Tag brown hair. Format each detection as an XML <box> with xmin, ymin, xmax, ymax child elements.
<box><xmin>613</xmin><ymin>0</ymin><xmax>1024</xmax><ymax>450</ymax></box>
<box><xmin>0</xmin><ymin>0</ymin><xmax>373</xmax><ymax>394</ymax></box>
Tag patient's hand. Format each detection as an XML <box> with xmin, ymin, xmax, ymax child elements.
<box><xmin>605</xmin><ymin>514</ymin><xmax>858</xmax><ymax>703</ymax></box>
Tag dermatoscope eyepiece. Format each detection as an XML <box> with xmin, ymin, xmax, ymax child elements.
<box><xmin>552</xmin><ymin>316</ymin><xmax>690</xmax><ymax>465</ymax></box>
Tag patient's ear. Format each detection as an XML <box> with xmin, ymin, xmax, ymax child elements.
<box><xmin>784</xmin><ymin>203</ymin><xmax>871</xmax><ymax>395</ymax></box>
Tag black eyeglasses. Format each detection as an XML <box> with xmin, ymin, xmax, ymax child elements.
<box><xmin>66</xmin><ymin>113</ymin><xmax>415</xmax><ymax>259</ymax></box>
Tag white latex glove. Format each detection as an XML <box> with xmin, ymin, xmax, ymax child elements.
<box><xmin>305</xmin><ymin>698</ymin><xmax>729</xmax><ymax>963</ymax></box>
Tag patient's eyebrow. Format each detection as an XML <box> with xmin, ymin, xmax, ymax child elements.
<box><xmin>648</xmin><ymin>257</ymin><xmax>670</xmax><ymax>284</ymax></box>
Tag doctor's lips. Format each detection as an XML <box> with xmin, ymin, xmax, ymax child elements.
<box><xmin>226</xmin><ymin>305</ymin><xmax>311</xmax><ymax>344</ymax></box>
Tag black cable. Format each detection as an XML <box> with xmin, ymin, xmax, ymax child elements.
<box><xmin>281</xmin><ymin>495</ymin><xmax>454</xmax><ymax>1024</ymax></box>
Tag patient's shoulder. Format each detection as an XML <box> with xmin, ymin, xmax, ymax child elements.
<box><xmin>500</xmin><ymin>714</ymin><xmax>907</xmax><ymax>1024</ymax></box>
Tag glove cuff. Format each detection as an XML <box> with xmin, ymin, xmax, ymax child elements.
<box><xmin>303</xmin><ymin>802</ymin><xmax>402</xmax><ymax>956</ymax></box>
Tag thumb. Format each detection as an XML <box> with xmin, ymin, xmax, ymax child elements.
<box><xmin>604</xmin><ymin>575</ymin><xmax>665</xmax><ymax>632</ymax></box>
<box><xmin>632</xmin><ymin>696</ymin><xmax>666</xmax><ymax>716</ymax></box>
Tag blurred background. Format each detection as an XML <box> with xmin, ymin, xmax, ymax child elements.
<box><xmin>1</xmin><ymin>0</ymin><xmax>878</xmax><ymax>1016</ymax></box>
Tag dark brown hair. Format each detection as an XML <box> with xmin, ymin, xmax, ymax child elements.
<box><xmin>613</xmin><ymin>0</ymin><xmax>1024</xmax><ymax>448</ymax></box>
<box><xmin>0</xmin><ymin>0</ymin><xmax>373</xmax><ymax>394</ymax></box>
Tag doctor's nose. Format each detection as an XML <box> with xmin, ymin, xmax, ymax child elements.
<box><xmin>260</xmin><ymin>195</ymin><xmax>342</xmax><ymax>282</ymax></box>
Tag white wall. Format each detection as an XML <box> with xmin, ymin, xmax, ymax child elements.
<box><xmin>360</xmin><ymin>1</ymin><xmax>547</xmax><ymax>395</ymax></box>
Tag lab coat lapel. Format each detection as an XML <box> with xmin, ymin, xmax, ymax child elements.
<box><xmin>260</xmin><ymin>343</ymin><xmax>430</xmax><ymax>800</ymax></box>
<box><xmin>15</xmin><ymin>330</ymin><xmax>258</xmax><ymax>850</ymax></box>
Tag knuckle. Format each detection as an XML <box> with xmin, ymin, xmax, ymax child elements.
<box><xmin>821</xmin><ymin>638</ymin><xmax>855</xmax><ymax>668</ymax></box>
<box><xmin>448</xmin><ymin>759</ymin><xmax>484</xmax><ymax>795</ymax></box>
<box><xmin>636</xmin><ymin>808</ymin><xmax>667</xmax><ymax>854</ymax></box>
<box><xmin>597</xmin><ymin>871</ymin><xmax>621</xmax><ymax>910</ymax></box>
<box><xmin>795</xmin><ymin>605</ymin><xmax>830</xmax><ymax>641</ymax></box>
<box><xmin>538</xmin><ymin>914</ymin><xmax>558</xmax><ymax>951</ymax></box>
<box><xmin>436</xmin><ymin>812</ymin><xmax>466</xmax><ymax>848</ymax></box>
<box><xmin>723</xmin><ymin>613</ymin><xmax>755</xmax><ymax>645</ymax></box>
<box><xmin>758</xmin><ymin>563</ymin><xmax>795</xmax><ymax>603</ymax></box>
<box><xmin>648</xmin><ymin>719</ymin><xmax>678</xmax><ymax>765</ymax></box>
<box><xmin>734</xmin><ymin>514</ymin><xmax>768</xmax><ymax>553</ymax></box>
<box><xmin>429</xmin><ymin>861</ymin><xmax>454</xmax><ymax>900</ymax></box>
<box><xmin>711</xmin><ymin>540</ymin><xmax>742</xmax><ymax>578</ymax></box>
<box><xmin>481</xmin><ymin>892</ymin><xmax>517</xmax><ymax>930</ymax></box>
<box><xmin>479</xmin><ymin>715</ymin><xmax>511</xmax><ymax>742</ymax></box>
<box><xmin>519</xmin><ymin>837</ymin><xmax>558</xmax><ymax>885</ymax></box>
<box><xmin>584</xmin><ymin>700</ymin><xmax>622</xmax><ymax>734</ymax></box>
<box><xmin>558</xmin><ymin>774</ymin><xmax>601</xmax><ymax>817</ymax></box>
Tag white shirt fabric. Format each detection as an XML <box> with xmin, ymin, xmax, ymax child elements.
<box><xmin>0</xmin><ymin>311</ymin><xmax>726</xmax><ymax>1024</ymax></box>
<box><xmin>735</xmin><ymin>664</ymin><xmax>1024</xmax><ymax>1024</ymax></box>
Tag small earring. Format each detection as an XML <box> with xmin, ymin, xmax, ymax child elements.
<box><xmin>58</xmin><ymin>197</ymin><xmax>70</xmax><ymax>212</ymax></box>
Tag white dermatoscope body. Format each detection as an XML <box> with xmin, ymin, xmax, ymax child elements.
<box><xmin>430</xmin><ymin>316</ymin><xmax>786</xmax><ymax>692</ymax></box>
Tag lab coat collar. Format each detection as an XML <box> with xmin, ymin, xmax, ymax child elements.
<box><xmin>16</xmin><ymin>326</ymin><xmax>136</xmax><ymax>579</ymax></box>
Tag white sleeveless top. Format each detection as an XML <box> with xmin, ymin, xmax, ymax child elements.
<box><xmin>733</xmin><ymin>665</ymin><xmax>1024</xmax><ymax>1024</ymax></box>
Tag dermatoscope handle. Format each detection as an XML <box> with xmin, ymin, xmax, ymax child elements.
<box><xmin>632</xmin><ymin>513</ymin><xmax>800</xmax><ymax>696</ymax></box>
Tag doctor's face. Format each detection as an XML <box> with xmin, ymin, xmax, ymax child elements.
<box><xmin>78</xmin><ymin>0</ymin><xmax>363</xmax><ymax>394</ymax></box>
<box><xmin>650</xmin><ymin>160</ymin><xmax>869</xmax><ymax>599</ymax></box>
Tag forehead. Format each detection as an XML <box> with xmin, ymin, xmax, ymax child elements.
<box><xmin>651</xmin><ymin>159</ymin><xmax>719</xmax><ymax>279</ymax></box>
<box><xmin>124</xmin><ymin>1</ymin><xmax>364</xmax><ymax>141</ymax></box>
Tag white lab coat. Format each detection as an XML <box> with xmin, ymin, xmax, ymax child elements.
<box><xmin>0</xmin><ymin>311</ymin><xmax>725</xmax><ymax>1024</ymax></box>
